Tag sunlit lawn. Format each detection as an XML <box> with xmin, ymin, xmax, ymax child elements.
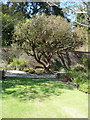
<box><xmin>2</xmin><ymin>77</ymin><xmax>88</xmax><ymax>118</ymax></box>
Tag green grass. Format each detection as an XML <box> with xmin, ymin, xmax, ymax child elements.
<box><xmin>1</xmin><ymin>77</ymin><xmax>88</xmax><ymax>118</ymax></box>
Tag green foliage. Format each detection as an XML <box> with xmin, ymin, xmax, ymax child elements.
<box><xmin>13</xmin><ymin>14</ymin><xmax>85</xmax><ymax>71</ymax></box>
<box><xmin>35</xmin><ymin>68</ymin><xmax>44</xmax><ymax>74</ymax></box>
<box><xmin>7</xmin><ymin>58</ymin><xmax>27</xmax><ymax>70</ymax></box>
<box><xmin>67</xmin><ymin>65</ymin><xmax>89</xmax><ymax>93</ymax></box>
<box><xmin>68</xmin><ymin>66</ymin><xmax>88</xmax><ymax>83</ymax></box>
<box><xmin>2</xmin><ymin>13</ymin><xmax>16</xmax><ymax>46</ymax></box>
<box><xmin>2</xmin><ymin>2</ymin><xmax>64</xmax><ymax>18</ymax></box>
<box><xmin>23</xmin><ymin>68</ymin><xmax>30</xmax><ymax>72</ymax></box>
<box><xmin>71</xmin><ymin>75</ymin><xmax>88</xmax><ymax>84</ymax></box>
<box><xmin>66</xmin><ymin>64</ymin><xmax>87</xmax><ymax>83</ymax></box>
<box><xmin>29</xmin><ymin>68</ymin><xmax>35</xmax><ymax>74</ymax></box>
<box><xmin>79</xmin><ymin>83</ymin><xmax>90</xmax><ymax>93</ymax></box>
<box><xmin>71</xmin><ymin>64</ymin><xmax>86</xmax><ymax>72</ymax></box>
<box><xmin>2</xmin><ymin>3</ymin><xmax>31</xmax><ymax>19</ymax></box>
<box><xmin>81</xmin><ymin>55</ymin><xmax>90</xmax><ymax>69</ymax></box>
<box><xmin>60</xmin><ymin>68</ymin><xmax>66</xmax><ymax>72</ymax></box>
<box><xmin>23</xmin><ymin>68</ymin><xmax>35</xmax><ymax>74</ymax></box>
<box><xmin>2</xmin><ymin>47</ymin><xmax>23</xmax><ymax>65</ymax></box>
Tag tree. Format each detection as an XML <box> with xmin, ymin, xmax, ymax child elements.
<box><xmin>2</xmin><ymin>2</ymin><xmax>64</xmax><ymax>18</ymax></box>
<box><xmin>2</xmin><ymin>13</ymin><xmax>16</xmax><ymax>46</ymax></box>
<box><xmin>61</xmin><ymin>1</ymin><xmax>89</xmax><ymax>27</ymax></box>
<box><xmin>13</xmin><ymin>14</ymin><xmax>85</xmax><ymax>71</ymax></box>
<box><xmin>2</xmin><ymin>2</ymin><xmax>64</xmax><ymax>47</ymax></box>
<box><xmin>2</xmin><ymin>2</ymin><xmax>31</xmax><ymax>19</ymax></box>
<box><xmin>75</xmin><ymin>2</ymin><xmax>89</xmax><ymax>28</ymax></box>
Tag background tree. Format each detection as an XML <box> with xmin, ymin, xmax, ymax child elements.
<box><xmin>2</xmin><ymin>2</ymin><xmax>64</xmax><ymax>18</ymax></box>
<box><xmin>1</xmin><ymin>47</ymin><xmax>22</xmax><ymax>65</ymax></box>
<box><xmin>2</xmin><ymin>2</ymin><xmax>31</xmax><ymax>19</ymax></box>
<box><xmin>2</xmin><ymin>2</ymin><xmax>64</xmax><ymax>47</ymax></box>
<box><xmin>13</xmin><ymin>14</ymin><xmax>85</xmax><ymax>71</ymax></box>
<box><xmin>2</xmin><ymin>13</ymin><xmax>16</xmax><ymax>46</ymax></box>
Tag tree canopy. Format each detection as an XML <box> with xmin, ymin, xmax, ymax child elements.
<box><xmin>13</xmin><ymin>14</ymin><xmax>85</xmax><ymax>71</ymax></box>
<box><xmin>2</xmin><ymin>2</ymin><xmax>64</xmax><ymax>47</ymax></box>
<box><xmin>2</xmin><ymin>13</ymin><xmax>16</xmax><ymax>46</ymax></box>
<box><xmin>2</xmin><ymin>2</ymin><xmax>64</xmax><ymax>18</ymax></box>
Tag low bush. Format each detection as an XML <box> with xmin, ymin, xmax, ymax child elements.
<box><xmin>7</xmin><ymin>58</ymin><xmax>27</xmax><ymax>70</ymax></box>
<box><xmin>56</xmin><ymin>64</ymin><xmax>89</xmax><ymax>93</ymax></box>
<box><xmin>23</xmin><ymin>68</ymin><xmax>35</xmax><ymax>74</ymax></box>
<box><xmin>35</xmin><ymin>68</ymin><xmax>44</xmax><ymax>74</ymax></box>
<box><xmin>71</xmin><ymin>64</ymin><xmax>86</xmax><ymax>72</ymax></box>
<box><xmin>23</xmin><ymin>68</ymin><xmax>30</xmax><ymax>72</ymax></box>
<box><xmin>79</xmin><ymin>83</ymin><xmax>90</xmax><ymax>93</ymax></box>
<box><xmin>29</xmin><ymin>68</ymin><xmax>35</xmax><ymax>74</ymax></box>
<box><xmin>66</xmin><ymin>65</ymin><xmax>89</xmax><ymax>93</ymax></box>
<box><xmin>81</xmin><ymin>55</ymin><xmax>90</xmax><ymax>69</ymax></box>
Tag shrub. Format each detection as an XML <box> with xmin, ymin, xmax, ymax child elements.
<box><xmin>71</xmin><ymin>64</ymin><xmax>86</xmax><ymax>72</ymax></box>
<box><xmin>67</xmin><ymin>64</ymin><xmax>87</xmax><ymax>83</ymax></box>
<box><xmin>7</xmin><ymin>64</ymin><xmax>15</xmax><ymax>70</ymax></box>
<box><xmin>23</xmin><ymin>68</ymin><xmax>35</xmax><ymax>73</ymax></box>
<box><xmin>67</xmin><ymin>66</ymin><xmax>89</xmax><ymax>93</ymax></box>
<box><xmin>81</xmin><ymin>55</ymin><xmax>90</xmax><ymax>69</ymax></box>
<box><xmin>7</xmin><ymin>58</ymin><xmax>27</xmax><ymax>70</ymax></box>
<box><xmin>29</xmin><ymin>68</ymin><xmax>35</xmax><ymax>74</ymax></box>
<box><xmin>23</xmin><ymin>68</ymin><xmax>29</xmax><ymax>72</ymax></box>
<box><xmin>72</xmin><ymin>75</ymin><xmax>88</xmax><ymax>84</ymax></box>
<box><xmin>68</xmin><ymin>69</ymin><xmax>88</xmax><ymax>82</ymax></box>
<box><xmin>79</xmin><ymin>83</ymin><xmax>90</xmax><ymax>93</ymax></box>
<box><xmin>35</xmin><ymin>68</ymin><xmax>44</xmax><ymax>74</ymax></box>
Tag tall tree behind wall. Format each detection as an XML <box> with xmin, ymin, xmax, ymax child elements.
<box><xmin>2</xmin><ymin>2</ymin><xmax>64</xmax><ymax>47</ymax></box>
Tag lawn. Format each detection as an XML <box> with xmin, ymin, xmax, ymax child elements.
<box><xmin>1</xmin><ymin>77</ymin><xmax>88</xmax><ymax>118</ymax></box>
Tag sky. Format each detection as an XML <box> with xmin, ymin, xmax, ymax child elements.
<box><xmin>60</xmin><ymin>2</ymin><xmax>82</xmax><ymax>22</ymax></box>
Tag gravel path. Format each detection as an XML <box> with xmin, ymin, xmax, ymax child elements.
<box><xmin>6</xmin><ymin>70</ymin><xmax>56</xmax><ymax>78</ymax></box>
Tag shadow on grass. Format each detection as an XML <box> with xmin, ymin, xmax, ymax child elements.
<box><xmin>2</xmin><ymin>77</ymin><xmax>74</xmax><ymax>101</ymax></box>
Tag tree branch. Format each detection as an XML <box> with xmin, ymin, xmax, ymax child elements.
<box><xmin>75</xmin><ymin>21</ymin><xmax>90</xmax><ymax>27</ymax></box>
<box><xmin>32</xmin><ymin>46</ymin><xmax>47</xmax><ymax>69</ymax></box>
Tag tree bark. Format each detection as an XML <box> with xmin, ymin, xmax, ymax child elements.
<box><xmin>32</xmin><ymin>46</ymin><xmax>51</xmax><ymax>71</ymax></box>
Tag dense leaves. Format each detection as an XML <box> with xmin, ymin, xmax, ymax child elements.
<box><xmin>2</xmin><ymin>13</ymin><xmax>16</xmax><ymax>46</ymax></box>
<box><xmin>2</xmin><ymin>2</ymin><xmax>64</xmax><ymax>18</ymax></box>
<box><xmin>2</xmin><ymin>2</ymin><xmax>64</xmax><ymax>47</ymax></box>
<box><xmin>13</xmin><ymin>14</ymin><xmax>85</xmax><ymax>71</ymax></box>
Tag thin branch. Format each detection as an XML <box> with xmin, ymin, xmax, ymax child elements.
<box><xmin>75</xmin><ymin>21</ymin><xmax>90</xmax><ymax>27</ymax></box>
<box><xmin>24</xmin><ymin>49</ymin><xmax>34</xmax><ymax>56</ymax></box>
<box><xmin>46</xmin><ymin>2</ymin><xmax>59</xmax><ymax>7</ymax></box>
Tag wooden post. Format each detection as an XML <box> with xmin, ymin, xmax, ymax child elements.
<box><xmin>0</xmin><ymin>70</ymin><xmax>2</xmax><ymax>80</ymax></box>
<box><xmin>0</xmin><ymin>70</ymin><xmax>5</xmax><ymax>80</ymax></box>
